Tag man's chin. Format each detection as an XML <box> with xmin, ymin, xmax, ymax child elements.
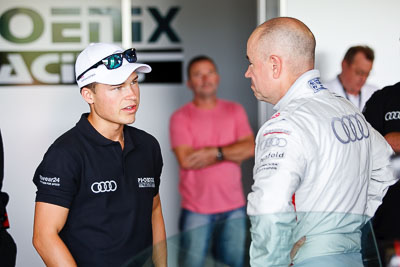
<box><xmin>122</xmin><ymin>115</ymin><xmax>136</xmax><ymax>125</ymax></box>
<box><xmin>349</xmin><ymin>87</ymin><xmax>362</xmax><ymax>95</ymax></box>
<box><xmin>254</xmin><ymin>92</ymin><xmax>262</xmax><ymax>101</ymax></box>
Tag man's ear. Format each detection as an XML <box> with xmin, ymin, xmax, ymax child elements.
<box><xmin>341</xmin><ymin>60</ymin><xmax>348</xmax><ymax>71</ymax></box>
<box><xmin>270</xmin><ymin>55</ymin><xmax>282</xmax><ymax>79</ymax></box>
<box><xmin>81</xmin><ymin>87</ymin><xmax>94</xmax><ymax>104</ymax></box>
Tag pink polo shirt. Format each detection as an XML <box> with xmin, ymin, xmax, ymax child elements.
<box><xmin>169</xmin><ymin>99</ymin><xmax>253</xmax><ymax>214</ymax></box>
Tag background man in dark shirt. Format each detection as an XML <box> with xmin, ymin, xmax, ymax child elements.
<box><xmin>363</xmin><ymin>83</ymin><xmax>400</xmax><ymax>265</ymax></box>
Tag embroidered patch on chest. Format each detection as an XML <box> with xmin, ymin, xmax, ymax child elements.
<box><xmin>138</xmin><ymin>177</ymin><xmax>155</xmax><ymax>188</ymax></box>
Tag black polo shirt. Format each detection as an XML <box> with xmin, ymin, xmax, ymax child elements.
<box><xmin>363</xmin><ymin>82</ymin><xmax>400</xmax><ymax>137</ymax></box>
<box><xmin>33</xmin><ymin>113</ymin><xmax>163</xmax><ymax>267</ymax></box>
<box><xmin>363</xmin><ymin>83</ymin><xmax>400</xmax><ymax>239</ymax></box>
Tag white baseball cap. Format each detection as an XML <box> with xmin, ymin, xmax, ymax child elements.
<box><xmin>75</xmin><ymin>43</ymin><xmax>151</xmax><ymax>89</ymax></box>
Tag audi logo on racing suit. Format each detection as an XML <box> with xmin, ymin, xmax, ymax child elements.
<box><xmin>258</xmin><ymin>137</ymin><xmax>287</xmax><ymax>151</ymax></box>
<box><xmin>331</xmin><ymin>113</ymin><xmax>370</xmax><ymax>144</ymax></box>
<box><xmin>91</xmin><ymin>180</ymin><xmax>117</xmax><ymax>193</ymax></box>
<box><xmin>385</xmin><ymin>111</ymin><xmax>400</xmax><ymax>121</ymax></box>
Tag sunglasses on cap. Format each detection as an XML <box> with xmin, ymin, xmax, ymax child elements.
<box><xmin>77</xmin><ymin>48</ymin><xmax>137</xmax><ymax>81</ymax></box>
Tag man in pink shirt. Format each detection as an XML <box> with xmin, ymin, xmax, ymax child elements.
<box><xmin>169</xmin><ymin>55</ymin><xmax>255</xmax><ymax>267</ymax></box>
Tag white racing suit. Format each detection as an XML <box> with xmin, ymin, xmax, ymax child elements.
<box><xmin>247</xmin><ymin>70</ymin><xmax>397</xmax><ymax>266</ymax></box>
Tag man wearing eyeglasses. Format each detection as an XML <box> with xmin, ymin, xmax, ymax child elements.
<box><xmin>325</xmin><ymin>46</ymin><xmax>377</xmax><ymax>111</ymax></box>
<box><xmin>32</xmin><ymin>43</ymin><xmax>166</xmax><ymax>267</ymax></box>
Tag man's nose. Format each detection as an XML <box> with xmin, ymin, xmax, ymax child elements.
<box><xmin>125</xmin><ymin>85</ymin><xmax>138</xmax><ymax>99</ymax></box>
<box><xmin>245</xmin><ymin>67</ymin><xmax>250</xmax><ymax>78</ymax></box>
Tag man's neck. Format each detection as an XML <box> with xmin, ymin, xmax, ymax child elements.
<box><xmin>87</xmin><ymin>113</ymin><xmax>124</xmax><ymax>144</ymax></box>
<box><xmin>192</xmin><ymin>96</ymin><xmax>218</xmax><ymax>109</ymax></box>
<box><xmin>346</xmin><ymin>89</ymin><xmax>359</xmax><ymax>96</ymax></box>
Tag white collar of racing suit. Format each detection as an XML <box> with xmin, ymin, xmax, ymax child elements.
<box><xmin>273</xmin><ymin>69</ymin><xmax>325</xmax><ymax>112</ymax></box>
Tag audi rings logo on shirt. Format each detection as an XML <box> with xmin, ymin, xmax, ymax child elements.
<box><xmin>91</xmin><ymin>180</ymin><xmax>117</xmax><ymax>193</ymax></box>
<box><xmin>385</xmin><ymin>111</ymin><xmax>400</xmax><ymax>121</ymax></box>
<box><xmin>258</xmin><ymin>137</ymin><xmax>287</xmax><ymax>151</ymax></box>
<box><xmin>331</xmin><ymin>113</ymin><xmax>370</xmax><ymax>144</ymax></box>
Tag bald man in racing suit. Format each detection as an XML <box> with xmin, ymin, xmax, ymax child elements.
<box><xmin>245</xmin><ymin>17</ymin><xmax>397</xmax><ymax>266</ymax></box>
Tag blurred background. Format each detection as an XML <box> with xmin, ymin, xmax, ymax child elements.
<box><xmin>0</xmin><ymin>0</ymin><xmax>399</xmax><ymax>266</ymax></box>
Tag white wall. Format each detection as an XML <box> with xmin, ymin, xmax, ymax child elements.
<box><xmin>0</xmin><ymin>87</ymin><xmax>88</xmax><ymax>266</ymax></box>
<box><xmin>259</xmin><ymin>0</ymin><xmax>400</xmax><ymax>126</ymax></box>
<box><xmin>286</xmin><ymin>0</ymin><xmax>400</xmax><ymax>87</ymax></box>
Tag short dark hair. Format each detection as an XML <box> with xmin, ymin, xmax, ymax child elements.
<box><xmin>186</xmin><ymin>55</ymin><xmax>217</xmax><ymax>78</ymax></box>
<box><xmin>343</xmin><ymin>46</ymin><xmax>374</xmax><ymax>64</ymax></box>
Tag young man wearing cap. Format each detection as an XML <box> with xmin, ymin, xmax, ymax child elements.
<box><xmin>32</xmin><ymin>43</ymin><xmax>166</xmax><ymax>267</ymax></box>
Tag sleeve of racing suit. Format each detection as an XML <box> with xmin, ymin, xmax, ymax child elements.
<box><xmin>247</xmin><ymin>118</ymin><xmax>306</xmax><ymax>267</ymax></box>
<box><xmin>365</xmin><ymin>126</ymin><xmax>397</xmax><ymax>218</ymax></box>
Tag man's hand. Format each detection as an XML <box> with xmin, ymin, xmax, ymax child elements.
<box><xmin>185</xmin><ymin>147</ymin><xmax>218</xmax><ymax>169</ymax></box>
<box><xmin>172</xmin><ymin>134</ymin><xmax>255</xmax><ymax>170</ymax></box>
<box><xmin>289</xmin><ymin>236</ymin><xmax>306</xmax><ymax>265</ymax></box>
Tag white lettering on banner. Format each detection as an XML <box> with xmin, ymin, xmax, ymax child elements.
<box><xmin>39</xmin><ymin>175</ymin><xmax>61</xmax><ymax>187</ymax></box>
<box><xmin>31</xmin><ymin>53</ymin><xmax>60</xmax><ymax>83</ymax></box>
<box><xmin>0</xmin><ymin>54</ymin><xmax>33</xmax><ymax>83</ymax></box>
<box><xmin>0</xmin><ymin>4</ymin><xmax>183</xmax><ymax>85</ymax></box>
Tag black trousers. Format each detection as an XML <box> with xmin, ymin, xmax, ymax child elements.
<box><xmin>0</xmin><ymin>229</ymin><xmax>17</xmax><ymax>267</ymax></box>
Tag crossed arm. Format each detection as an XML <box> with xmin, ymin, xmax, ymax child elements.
<box><xmin>172</xmin><ymin>134</ymin><xmax>255</xmax><ymax>170</ymax></box>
